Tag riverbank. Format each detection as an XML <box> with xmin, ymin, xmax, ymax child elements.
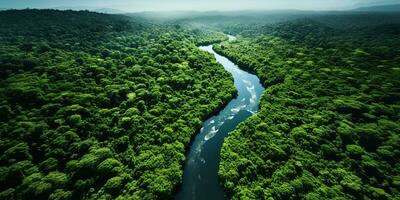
<box><xmin>175</xmin><ymin>37</ymin><xmax>265</xmax><ymax>200</ymax></box>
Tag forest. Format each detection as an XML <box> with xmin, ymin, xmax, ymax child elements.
<box><xmin>0</xmin><ymin>6</ymin><xmax>399</xmax><ymax>200</ymax></box>
<box><xmin>0</xmin><ymin>10</ymin><xmax>236</xmax><ymax>200</ymax></box>
<box><xmin>214</xmin><ymin>14</ymin><xmax>400</xmax><ymax>200</ymax></box>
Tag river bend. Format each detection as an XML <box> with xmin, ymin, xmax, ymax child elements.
<box><xmin>175</xmin><ymin>36</ymin><xmax>265</xmax><ymax>200</ymax></box>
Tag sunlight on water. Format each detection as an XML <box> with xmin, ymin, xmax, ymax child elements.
<box><xmin>175</xmin><ymin>35</ymin><xmax>265</xmax><ymax>200</ymax></box>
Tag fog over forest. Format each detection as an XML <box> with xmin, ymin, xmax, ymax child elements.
<box><xmin>1</xmin><ymin>0</ymin><xmax>399</xmax><ymax>11</ymax></box>
<box><xmin>0</xmin><ymin>0</ymin><xmax>399</xmax><ymax>200</ymax></box>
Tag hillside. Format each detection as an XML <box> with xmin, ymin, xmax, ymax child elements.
<box><xmin>215</xmin><ymin>16</ymin><xmax>400</xmax><ymax>200</ymax></box>
<box><xmin>1</xmin><ymin>7</ymin><xmax>400</xmax><ymax>200</ymax></box>
<box><xmin>0</xmin><ymin>10</ymin><xmax>235</xmax><ymax>199</ymax></box>
<box><xmin>354</xmin><ymin>4</ymin><xmax>400</xmax><ymax>12</ymax></box>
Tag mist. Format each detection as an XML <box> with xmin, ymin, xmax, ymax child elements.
<box><xmin>1</xmin><ymin>0</ymin><xmax>399</xmax><ymax>11</ymax></box>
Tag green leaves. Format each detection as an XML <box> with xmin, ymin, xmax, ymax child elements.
<box><xmin>340</xmin><ymin>173</ymin><xmax>362</xmax><ymax>195</ymax></box>
<box><xmin>0</xmin><ymin>10</ymin><xmax>240</xmax><ymax>198</ymax></box>
<box><xmin>0</xmin><ymin>143</ymin><xmax>32</xmax><ymax>164</ymax></box>
<box><xmin>217</xmin><ymin>18</ymin><xmax>400</xmax><ymax>200</ymax></box>
<box><xmin>103</xmin><ymin>176</ymin><xmax>124</xmax><ymax>195</ymax></box>
<box><xmin>98</xmin><ymin>158</ymin><xmax>123</xmax><ymax>175</ymax></box>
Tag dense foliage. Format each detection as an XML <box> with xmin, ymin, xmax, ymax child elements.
<box><xmin>2</xmin><ymin>9</ymin><xmax>400</xmax><ymax>200</ymax></box>
<box><xmin>0</xmin><ymin>10</ymin><xmax>236</xmax><ymax>199</ymax></box>
<box><xmin>216</xmin><ymin>18</ymin><xmax>400</xmax><ymax>199</ymax></box>
<box><xmin>192</xmin><ymin>30</ymin><xmax>228</xmax><ymax>46</ymax></box>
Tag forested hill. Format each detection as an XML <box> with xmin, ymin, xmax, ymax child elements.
<box><xmin>215</xmin><ymin>16</ymin><xmax>400</xmax><ymax>199</ymax></box>
<box><xmin>0</xmin><ymin>9</ymin><xmax>138</xmax><ymax>34</ymax></box>
<box><xmin>241</xmin><ymin>18</ymin><xmax>400</xmax><ymax>47</ymax></box>
<box><xmin>354</xmin><ymin>4</ymin><xmax>400</xmax><ymax>12</ymax></box>
<box><xmin>0</xmin><ymin>10</ymin><xmax>236</xmax><ymax>199</ymax></box>
<box><xmin>0</xmin><ymin>9</ymin><xmax>141</xmax><ymax>61</ymax></box>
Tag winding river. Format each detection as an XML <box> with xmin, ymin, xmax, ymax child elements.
<box><xmin>175</xmin><ymin>35</ymin><xmax>265</xmax><ymax>200</ymax></box>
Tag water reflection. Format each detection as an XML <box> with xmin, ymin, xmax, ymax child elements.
<box><xmin>175</xmin><ymin>36</ymin><xmax>265</xmax><ymax>200</ymax></box>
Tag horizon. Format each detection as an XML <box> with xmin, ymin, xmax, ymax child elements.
<box><xmin>0</xmin><ymin>1</ymin><xmax>400</xmax><ymax>200</ymax></box>
<box><xmin>1</xmin><ymin>0</ymin><xmax>399</xmax><ymax>12</ymax></box>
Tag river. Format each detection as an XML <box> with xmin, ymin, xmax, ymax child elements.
<box><xmin>175</xmin><ymin>35</ymin><xmax>265</xmax><ymax>200</ymax></box>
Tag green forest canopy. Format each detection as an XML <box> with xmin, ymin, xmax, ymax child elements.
<box><xmin>214</xmin><ymin>15</ymin><xmax>400</xmax><ymax>200</ymax></box>
<box><xmin>0</xmin><ymin>9</ymin><xmax>235</xmax><ymax>200</ymax></box>
<box><xmin>0</xmin><ymin>8</ymin><xmax>400</xmax><ymax>200</ymax></box>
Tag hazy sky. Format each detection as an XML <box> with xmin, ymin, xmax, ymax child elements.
<box><xmin>0</xmin><ymin>0</ymin><xmax>398</xmax><ymax>11</ymax></box>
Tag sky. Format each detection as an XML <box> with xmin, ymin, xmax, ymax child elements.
<box><xmin>0</xmin><ymin>0</ymin><xmax>398</xmax><ymax>11</ymax></box>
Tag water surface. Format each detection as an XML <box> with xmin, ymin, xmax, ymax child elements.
<box><xmin>175</xmin><ymin>36</ymin><xmax>265</xmax><ymax>200</ymax></box>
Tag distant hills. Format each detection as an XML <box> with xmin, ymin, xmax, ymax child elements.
<box><xmin>51</xmin><ymin>6</ymin><xmax>92</xmax><ymax>11</ymax></box>
<box><xmin>354</xmin><ymin>4</ymin><xmax>400</xmax><ymax>12</ymax></box>
<box><xmin>51</xmin><ymin>6</ymin><xmax>126</xmax><ymax>14</ymax></box>
<box><xmin>0</xmin><ymin>7</ymin><xmax>126</xmax><ymax>14</ymax></box>
<box><xmin>92</xmin><ymin>8</ymin><xmax>126</xmax><ymax>14</ymax></box>
<box><xmin>1</xmin><ymin>4</ymin><xmax>400</xmax><ymax>14</ymax></box>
